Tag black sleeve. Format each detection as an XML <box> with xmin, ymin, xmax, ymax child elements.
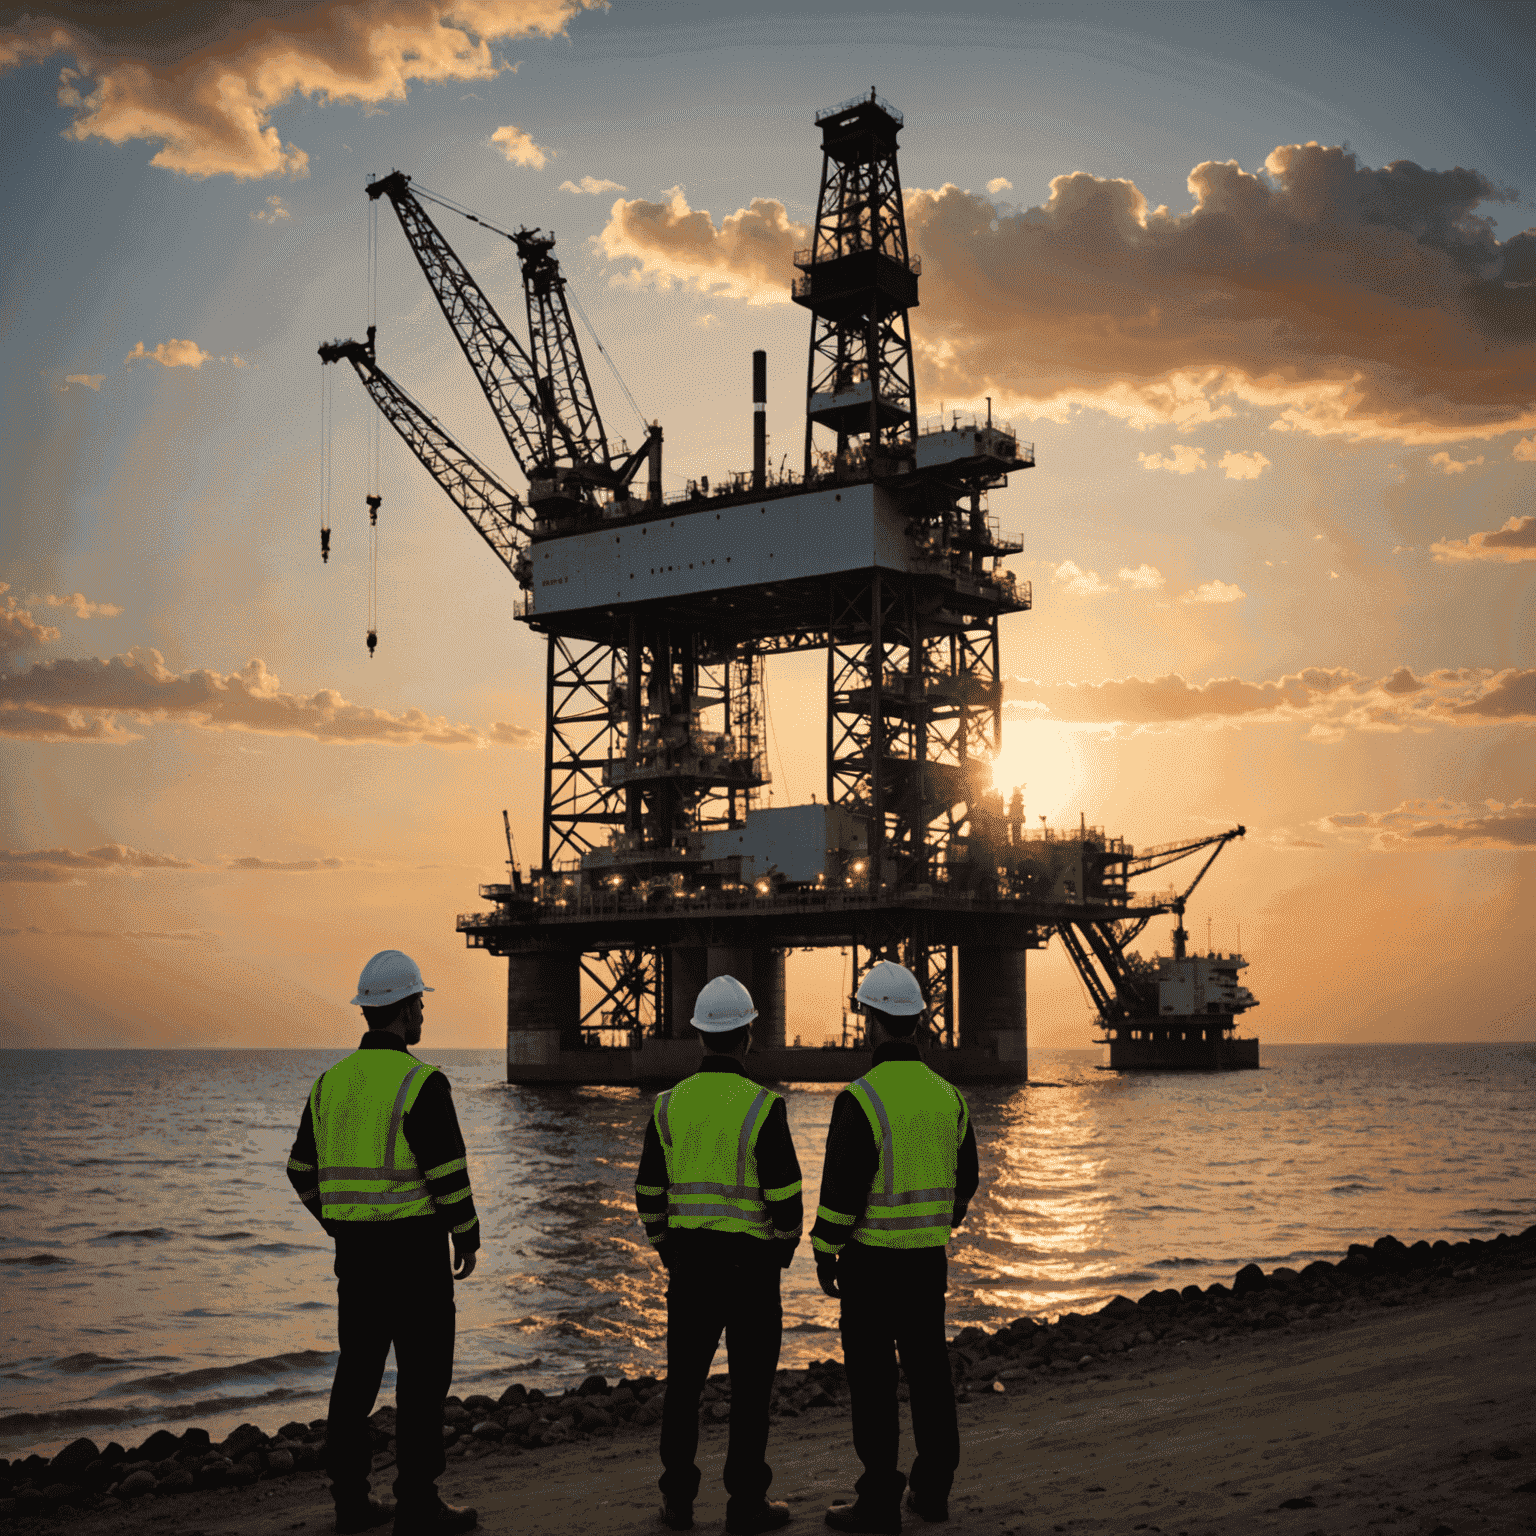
<box><xmin>402</xmin><ymin>1072</ymin><xmax>481</xmax><ymax>1254</ymax></box>
<box><xmin>953</xmin><ymin>1119</ymin><xmax>979</xmax><ymax>1228</ymax></box>
<box><xmin>634</xmin><ymin>1112</ymin><xmax>670</xmax><ymax>1250</ymax></box>
<box><xmin>811</xmin><ymin>1089</ymin><xmax>879</xmax><ymax>1258</ymax></box>
<box><xmin>754</xmin><ymin>1098</ymin><xmax>804</xmax><ymax>1261</ymax></box>
<box><xmin>286</xmin><ymin>1096</ymin><xmax>327</xmax><ymax>1229</ymax></box>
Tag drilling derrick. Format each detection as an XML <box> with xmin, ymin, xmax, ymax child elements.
<box><xmin>321</xmin><ymin>92</ymin><xmax>1259</xmax><ymax>1083</ymax></box>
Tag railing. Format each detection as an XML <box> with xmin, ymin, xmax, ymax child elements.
<box><xmin>815</xmin><ymin>91</ymin><xmax>904</xmax><ymax>125</ymax></box>
<box><xmin>792</xmin><ymin>248</ymin><xmax>920</xmax><ymax>276</ymax></box>
<box><xmin>918</xmin><ymin>412</ymin><xmax>1014</xmax><ymax>439</ymax></box>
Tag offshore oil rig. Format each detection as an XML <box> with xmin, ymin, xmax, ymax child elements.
<box><xmin>319</xmin><ymin>91</ymin><xmax>1259</xmax><ymax>1080</ymax></box>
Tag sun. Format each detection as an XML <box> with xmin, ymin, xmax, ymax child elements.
<box><xmin>981</xmin><ymin>718</ymin><xmax>1092</xmax><ymax>829</ymax></box>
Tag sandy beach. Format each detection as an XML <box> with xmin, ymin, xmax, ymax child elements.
<box><xmin>5</xmin><ymin>1231</ymin><xmax>1533</xmax><ymax>1535</ymax></box>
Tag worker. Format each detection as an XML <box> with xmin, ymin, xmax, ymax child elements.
<box><xmin>813</xmin><ymin>961</ymin><xmax>980</xmax><ymax>1534</ymax></box>
<box><xmin>286</xmin><ymin>950</ymin><xmax>480</xmax><ymax>1536</ymax></box>
<box><xmin>634</xmin><ymin>974</ymin><xmax>802</xmax><ymax>1535</ymax></box>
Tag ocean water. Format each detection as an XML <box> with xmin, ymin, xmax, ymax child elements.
<box><xmin>2</xmin><ymin>1042</ymin><xmax>1534</xmax><ymax>1459</ymax></box>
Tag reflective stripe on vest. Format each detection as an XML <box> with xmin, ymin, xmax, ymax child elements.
<box><xmin>655</xmin><ymin>1073</ymin><xmax>779</xmax><ymax>1240</ymax></box>
<box><xmin>848</xmin><ymin>1061</ymin><xmax>969</xmax><ymax>1250</ymax></box>
<box><xmin>310</xmin><ymin>1050</ymin><xmax>439</xmax><ymax>1222</ymax></box>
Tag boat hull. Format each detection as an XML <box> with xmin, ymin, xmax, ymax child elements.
<box><xmin>1104</xmin><ymin>1024</ymin><xmax>1260</xmax><ymax>1071</ymax></box>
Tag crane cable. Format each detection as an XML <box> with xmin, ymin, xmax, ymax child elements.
<box><xmin>366</xmin><ymin>197</ymin><xmax>381</xmax><ymax>657</ymax></box>
<box><xmin>319</xmin><ymin>361</ymin><xmax>333</xmax><ymax>564</ymax></box>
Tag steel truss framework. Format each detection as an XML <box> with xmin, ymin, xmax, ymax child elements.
<box><xmin>799</xmin><ymin>97</ymin><xmax>919</xmax><ymax>475</ymax></box>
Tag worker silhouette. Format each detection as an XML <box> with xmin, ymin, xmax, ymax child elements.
<box><xmin>635</xmin><ymin>975</ymin><xmax>802</xmax><ymax>1534</ymax></box>
<box><xmin>814</xmin><ymin>961</ymin><xmax>981</xmax><ymax>1533</ymax></box>
<box><xmin>286</xmin><ymin>950</ymin><xmax>481</xmax><ymax>1536</ymax></box>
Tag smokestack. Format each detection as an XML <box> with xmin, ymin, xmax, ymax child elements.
<box><xmin>752</xmin><ymin>350</ymin><xmax>766</xmax><ymax>492</ymax></box>
<box><xmin>648</xmin><ymin>421</ymin><xmax>663</xmax><ymax>504</ymax></box>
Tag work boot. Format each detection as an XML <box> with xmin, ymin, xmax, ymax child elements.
<box><xmin>825</xmin><ymin>1501</ymin><xmax>900</xmax><ymax>1534</ymax></box>
<box><xmin>336</xmin><ymin>1495</ymin><xmax>396</xmax><ymax>1533</ymax></box>
<box><xmin>904</xmin><ymin>1490</ymin><xmax>948</xmax><ymax>1523</ymax></box>
<box><xmin>727</xmin><ymin>1499</ymin><xmax>792</xmax><ymax>1533</ymax></box>
<box><xmin>392</xmin><ymin>1501</ymin><xmax>477</xmax><ymax>1536</ymax></box>
<box><xmin>659</xmin><ymin>1499</ymin><xmax>694</xmax><ymax>1531</ymax></box>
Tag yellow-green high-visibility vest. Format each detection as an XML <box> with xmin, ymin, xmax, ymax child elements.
<box><xmin>847</xmin><ymin>1060</ymin><xmax>969</xmax><ymax>1250</ymax></box>
<box><xmin>310</xmin><ymin>1049</ymin><xmax>440</xmax><ymax>1223</ymax></box>
<box><xmin>654</xmin><ymin>1072</ymin><xmax>786</xmax><ymax>1240</ymax></box>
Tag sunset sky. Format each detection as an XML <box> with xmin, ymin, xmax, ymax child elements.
<box><xmin>2</xmin><ymin>0</ymin><xmax>1532</xmax><ymax>1050</ymax></box>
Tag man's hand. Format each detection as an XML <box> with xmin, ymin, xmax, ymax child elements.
<box><xmin>453</xmin><ymin>1248</ymin><xmax>477</xmax><ymax>1280</ymax></box>
<box><xmin>816</xmin><ymin>1257</ymin><xmax>840</xmax><ymax>1299</ymax></box>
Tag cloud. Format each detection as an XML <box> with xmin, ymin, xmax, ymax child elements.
<box><xmin>1180</xmin><ymin>579</ymin><xmax>1246</xmax><ymax>604</ymax></box>
<box><xmin>906</xmin><ymin>145</ymin><xmax>1535</xmax><ymax>445</ymax></box>
<box><xmin>0</xmin><ymin>645</ymin><xmax>533</xmax><ymax>747</ymax></box>
<box><xmin>1322</xmin><ymin>798</ymin><xmax>1536</xmax><ymax>851</ymax></box>
<box><xmin>0</xmin><ymin>843</ymin><xmax>198</xmax><ymax>882</ymax></box>
<box><xmin>986</xmin><ymin>177</ymin><xmax>1013</xmax><ymax>195</ymax></box>
<box><xmin>1052</xmin><ymin>560</ymin><xmax>1112</xmax><ymax>596</ymax></box>
<box><xmin>0</xmin><ymin>585</ymin><xmax>61</xmax><ymax>659</ymax></box>
<box><xmin>0</xmin><ymin>926</ymin><xmax>218</xmax><ymax>941</ymax></box>
<box><xmin>250</xmin><ymin>193</ymin><xmax>290</xmax><ymax>223</ymax></box>
<box><xmin>125</xmin><ymin>338</ymin><xmax>209</xmax><ymax>368</ymax></box>
<box><xmin>1004</xmin><ymin>663</ymin><xmax>1536</xmax><ymax>736</ymax></box>
<box><xmin>63</xmin><ymin>373</ymin><xmax>104</xmax><ymax>391</ymax></box>
<box><xmin>0</xmin><ymin>1</ymin><xmax>593</xmax><ymax>180</ymax></box>
<box><xmin>1116</xmin><ymin>564</ymin><xmax>1165</xmax><ymax>591</ymax></box>
<box><xmin>1219</xmin><ymin>449</ymin><xmax>1270</xmax><ymax>480</ymax></box>
<box><xmin>1430</xmin><ymin>515</ymin><xmax>1536</xmax><ymax>564</ymax></box>
<box><xmin>596</xmin><ymin>187</ymin><xmax>808</xmax><ymax>305</ymax></box>
<box><xmin>490</xmin><ymin>123</ymin><xmax>549</xmax><ymax>168</ymax></box>
<box><xmin>560</xmin><ymin>174</ymin><xmax>625</xmax><ymax>195</ymax></box>
<box><xmin>33</xmin><ymin>592</ymin><xmax>123</xmax><ymax>618</ymax></box>
<box><xmin>226</xmin><ymin>855</ymin><xmax>345</xmax><ymax>871</ymax></box>
<box><xmin>488</xmin><ymin>719</ymin><xmax>537</xmax><ymax>745</ymax></box>
<box><xmin>1514</xmin><ymin>437</ymin><xmax>1536</xmax><ymax>462</ymax></box>
<box><xmin>1138</xmin><ymin>445</ymin><xmax>1206</xmax><ymax>474</ymax></box>
<box><xmin>1428</xmin><ymin>450</ymin><xmax>1484</xmax><ymax>474</ymax></box>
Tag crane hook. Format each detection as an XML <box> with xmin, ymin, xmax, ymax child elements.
<box><xmin>321</xmin><ymin>527</ymin><xmax>331</xmax><ymax>563</ymax></box>
<box><xmin>366</xmin><ymin>629</ymin><xmax>377</xmax><ymax>659</ymax></box>
<box><xmin>366</xmin><ymin>494</ymin><xmax>381</xmax><ymax>526</ymax></box>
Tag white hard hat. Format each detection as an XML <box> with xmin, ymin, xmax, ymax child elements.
<box><xmin>691</xmin><ymin>974</ymin><xmax>758</xmax><ymax>1032</ymax></box>
<box><xmin>350</xmin><ymin>949</ymin><xmax>434</xmax><ymax>1008</ymax></box>
<box><xmin>855</xmin><ymin>960</ymin><xmax>925</xmax><ymax>1016</ymax></box>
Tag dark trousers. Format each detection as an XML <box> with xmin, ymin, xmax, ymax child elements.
<box><xmin>327</xmin><ymin>1236</ymin><xmax>455</xmax><ymax>1515</ymax></box>
<box><xmin>837</xmin><ymin>1244</ymin><xmax>959</xmax><ymax>1512</ymax></box>
<box><xmin>659</xmin><ymin>1248</ymin><xmax>782</xmax><ymax>1518</ymax></box>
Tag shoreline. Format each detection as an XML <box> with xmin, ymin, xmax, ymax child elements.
<box><xmin>3</xmin><ymin>1226</ymin><xmax>1534</xmax><ymax>1531</ymax></box>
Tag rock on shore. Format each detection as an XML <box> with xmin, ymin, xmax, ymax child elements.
<box><xmin>2</xmin><ymin>1225</ymin><xmax>1532</xmax><ymax>1525</ymax></box>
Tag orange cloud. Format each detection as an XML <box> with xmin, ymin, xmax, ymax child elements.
<box><xmin>226</xmin><ymin>855</ymin><xmax>345</xmax><ymax>871</ymax></box>
<box><xmin>0</xmin><ymin>925</ymin><xmax>217</xmax><ymax>941</ymax></box>
<box><xmin>1180</xmin><ymin>579</ymin><xmax>1245</xmax><ymax>605</ymax></box>
<box><xmin>33</xmin><ymin>591</ymin><xmax>123</xmax><ymax>618</ymax></box>
<box><xmin>560</xmin><ymin>175</ymin><xmax>625</xmax><ymax>195</ymax></box>
<box><xmin>1137</xmin><ymin>445</ymin><xmax>1206</xmax><ymax>474</ymax></box>
<box><xmin>1323</xmin><ymin>798</ymin><xmax>1536</xmax><ymax>850</ymax></box>
<box><xmin>597</xmin><ymin>187</ymin><xmax>808</xmax><ymax>305</ymax></box>
<box><xmin>0</xmin><ymin>1</ymin><xmax>591</xmax><ymax>180</ymax></box>
<box><xmin>0</xmin><ymin>646</ymin><xmax>535</xmax><ymax>747</ymax></box>
<box><xmin>0</xmin><ymin>585</ymin><xmax>61</xmax><ymax>658</ymax></box>
<box><xmin>1218</xmin><ymin>450</ymin><xmax>1270</xmax><ymax>480</ymax></box>
<box><xmin>605</xmin><ymin>145</ymin><xmax>1535</xmax><ymax>444</ymax></box>
<box><xmin>1514</xmin><ymin>437</ymin><xmax>1536</xmax><ymax>461</ymax></box>
<box><xmin>1428</xmin><ymin>450</ymin><xmax>1484</xmax><ymax>474</ymax></box>
<box><xmin>1430</xmin><ymin>516</ymin><xmax>1536</xmax><ymax>564</ymax></box>
<box><xmin>125</xmin><ymin>338</ymin><xmax>209</xmax><ymax>368</ymax></box>
<box><xmin>63</xmin><ymin>373</ymin><xmax>105</xmax><ymax>391</ymax></box>
<box><xmin>490</xmin><ymin>123</ymin><xmax>549</xmax><ymax>168</ymax></box>
<box><xmin>250</xmin><ymin>194</ymin><xmax>291</xmax><ymax>224</ymax></box>
<box><xmin>0</xmin><ymin>843</ymin><xmax>198</xmax><ymax>882</ymax></box>
<box><xmin>1005</xmin><ymin>664</ymin><xmax>1536</xmax><ymax>735</ymax></box>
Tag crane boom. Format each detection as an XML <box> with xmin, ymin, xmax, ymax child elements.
<box><xmin>515</xmin><ymin>228</ymin><xmax>610</xmax><ymax>481</ymax></box>
<box><xmin>366</xmin><ymin>172</ymin><xmax>555</xmax><ymax>483</ymax></box>
<box><xmin>318</xmin><ymin>331</ymin><xmax>529</xmax><ymax>587</ymax></box>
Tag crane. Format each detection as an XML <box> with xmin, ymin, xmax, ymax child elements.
<box><xmin>358</xmin><ymin>171</ymin><xmax>659</xmax><ymax>517</ymax></box>
<box><xmin>1055</xmin><ymin>825</ymin><xmax>1246</xmax><ymax>1024</ymax></box>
